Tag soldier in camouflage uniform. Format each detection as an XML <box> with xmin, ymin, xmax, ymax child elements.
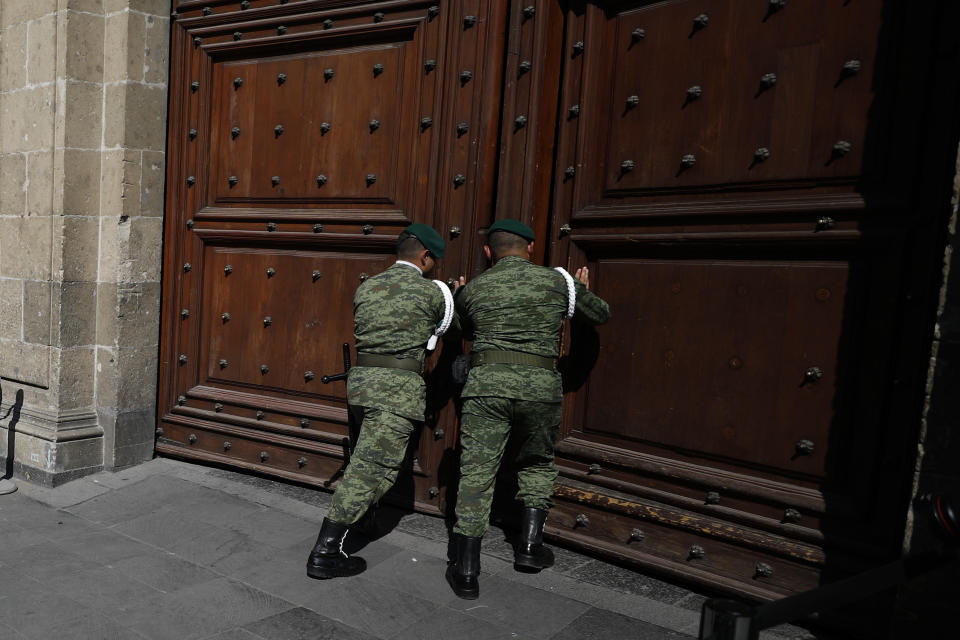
<box><xmin>446</xmin><ymin>219</ymin><xmax>610</xmax><ymax>599</ymax></box>
<box><xmin>307</xmin><ymin>223</ymin><xmax>463</xmax><ymax>580</ymax></box>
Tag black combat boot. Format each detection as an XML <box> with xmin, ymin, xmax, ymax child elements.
<box><xmin>514</xmin><ymin>507</ymin><xmax>555</xmax><ymax>570</ymax></box>
<box><xmin>306</xmin><ymin>517</ymin><xmax>367</xmax><ymax>580</ymax></box>
<box><xmin>446</xmin><ymin>534</ymin><xmax>481</xmax><ymax>599</ymax></box>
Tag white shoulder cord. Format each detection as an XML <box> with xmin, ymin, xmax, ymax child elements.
<box><xmin>427</xmin><ymin>279</ymin><xmax>455</xmax><ymax>350</ymax></box>
<box><xmin>554</xmin><ymin>267</ymin><xmax>576</xmax><ymax>319</ymax></box>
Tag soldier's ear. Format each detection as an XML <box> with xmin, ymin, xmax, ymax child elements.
<box><xmin>526</xmin><ymin>241</ymin><xmax>535</xmax><ymax>257</ymax></box>
<box><xmin>483</xmin><ymin>245</ymin><xmax>492</xmax><ymax>261</ymax></box>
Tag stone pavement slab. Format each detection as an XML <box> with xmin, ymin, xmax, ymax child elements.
<box><xmin>111</xmin><ymin>550</ymin><xmax>222</xmax><ymax>594</ymax></box>
<box><xmin>0</xmin><ymin>577</ymin><xmax>96</xmax><ymax>639</ymax></box>
<box><xmin>304</xmin><ymin>575</ymin><xmax>443</xmax><ymax>638</ymax></box>
<box><xmin>0</xmin><ymin>621</ymin><xmax>29</xmax><ymax>640</ymax></box>
<box><xmin>0</xmin><ymin>458</ymin><xmax>825</xmax><ymax>640</ymax></box>
<box><xmin>46</xmin><ymin>565</ymin><xmax>166</xmax><ymax>618</ymax></box>
<box><xmin>243</xmin><ymin>607</ymin><xmax>379</xmax><ymax>640</ymax></box>
<box><xmin>391</xmin><ymin>605</ymin><xmax>521</xmax><ymax>640</ymax></box>
<box><xmin>567</xmin><ymin>559</ymin><xmax>692</xmax><ymax>604</ymax></box>
<box><xmin>112</xmin><ymin>505</ymin><xmax>263</xmax><ymax>568</ymax></box>
<box><xmin>51</xmin><ymin>528</ymin><xmax>160</xmax><ymax>565</ymax></box>
<box><xmin>553</xmin><ymin>607</ymin><xmax>693</xmax><ymax>640</ymax></box>
<box><xmin>362</xmin><ymin>549</ymin><xmax>462</xmax><ymax>606</ymax></box>
<box><xmin>445</xmin><ymin>573</ymin><xmax>592</xmax><ymax>638</ymax></box>
<box><xmin>205</xmin><ymin>630</ymin><xmax>265</xmax><ymax>640</ymax></box>
<box><xmin>6</xmin><ymin>540</ymin><xmax>104</xmax><ymax>582</ymax></box>
<box><xmin>64</xmin><ymin>474</ymin><xmax>203</xmax><ymax>525</ymax></box>
<box><xmin>39</xmin><ymin>610</ymin><xmax>148</xmax><ymax>640</ymax></box>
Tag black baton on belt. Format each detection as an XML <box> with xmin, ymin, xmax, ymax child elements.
<box><xmin>321</xmin><ymin>342</ymin><xmax>351</xmax><ymax>384</ymax></box>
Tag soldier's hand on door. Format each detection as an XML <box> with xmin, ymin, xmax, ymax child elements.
<box><xmin>451</xmin><ymin>275</ymin><xmax>466</xmax><ymax>292</ymax></box>
<box><xmin>575</xmin><ymin>267</ymin><xmax>590</xmax><ymax>289</ymax></box>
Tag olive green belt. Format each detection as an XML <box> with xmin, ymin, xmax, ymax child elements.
<box><xmin>356</xmin><ymin>353</ymin><xmax>423</xmax><ymax>374</ymax></box>
<box><xmin>470</xmin><ymin>350</ymin><xmax>557</xmax><ymax>371</ymax></box>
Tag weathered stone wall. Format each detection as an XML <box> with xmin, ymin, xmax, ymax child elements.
<box><xmin>0</xmin><ymin>0</ymin><xmax>169</xmax><ymax>484</ymax></box>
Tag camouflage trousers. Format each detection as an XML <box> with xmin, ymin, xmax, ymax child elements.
<box><xmin>453</xmin><ymin>396</ymin><xmax>562</xmax><ymax>537</ymax></box>
<box><xmin>328</xmin><ymin>407</ymin><xmax>416</xmax><ymax>525</ymax></box>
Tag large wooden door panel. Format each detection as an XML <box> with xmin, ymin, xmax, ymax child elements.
<box><xmin>199</xmin><ymin>245</ymin><xmax>389</xmax><ymax>393</ymax></box>
<box><xmin>542</xmin><ymin>0</ymin><xmax>932</xmax><ymax>599</ymax></box>
<box><xmin>208</xmin><ymin>31</ymin><xmax>425</xmax><ymax>205</ymax></box>
<box><xmin>570</xmin><ymin>0</ymin><xmax>882</xmax><ymax>216</ymax></box>
<box><xmin>601</xmin><ymin>0</ymin><xmax>881</xmax><ymax>190</ymax></box>
<box><xmin>159</xmin><ymin>0</ymin><xmax>507</xmax><ymax>512</ymax></box>
<box><xmin>157</xmin><ymin>0</ymin><xmax>956</xmax><ymax>604</ymax></box>
<box><xmin>553</xmin><ymin>238</ymin><xmax>893</xmax><ymax>539</ymax></box>
<box><xmin>581</xmin><ymin>257</ymin><xmax>847</xmax><ymax>476</ymax></box>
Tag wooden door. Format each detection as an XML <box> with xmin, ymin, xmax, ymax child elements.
<box><xmin>158</xmin><ymin>0</ymin><xmax>958</xmax><ymax>602</ymax></box>
<box><xmin>537</xmin><ymin>0</ymin><xmax>956</xmax><ymax>600</ymax></box>
<box><xmin>157</xmin><ymin>0</ymin><xmax>506</xmax><ymax>514</ymax></box>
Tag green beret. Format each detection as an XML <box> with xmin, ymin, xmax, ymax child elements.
<box><xmin>404</xmin><ymin>223</ymin><xmax>445</xmax><ymax>258</ymax></box>
<box><xmin>488</xmin><ymin>219</ymin><xmax>535</xmax><ymax>242</ymax></box>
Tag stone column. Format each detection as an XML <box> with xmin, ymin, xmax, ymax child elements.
<box><xmin>97</xmin><ymin>0</ymin><xmax>169</xmax><ymax>469</ymax></box>
<box><xmin>0</xmin><ymin>0</ymin><xmax>169</xmax><ymax>485</ymax></box>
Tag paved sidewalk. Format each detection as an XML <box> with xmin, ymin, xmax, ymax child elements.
<box><xmin>0</xmin><ymin>459</ymin><xmax>819</xmax><ymax>639</ymax></box>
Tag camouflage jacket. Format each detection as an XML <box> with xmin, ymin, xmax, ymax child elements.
<box><xmin>457</xmin><ymin>255</ymin><xmax>611</xmax><ymax>402</ymax></box>
<box><xmin>346</xmin><ymin>262</ymin><xmax>451</xmax><ymax>420</ymax></box>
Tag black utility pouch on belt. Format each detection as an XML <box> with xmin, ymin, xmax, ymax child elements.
<box><xmin>451</xmin><ymin>354</ymin><xmax>471</xmax><ymax>385</ymax></box>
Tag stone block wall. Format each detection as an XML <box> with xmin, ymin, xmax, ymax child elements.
<box><xmin>0</xmin><ymin>0</ymin><xmax>170</xmax><ymax>484</ymax></box>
